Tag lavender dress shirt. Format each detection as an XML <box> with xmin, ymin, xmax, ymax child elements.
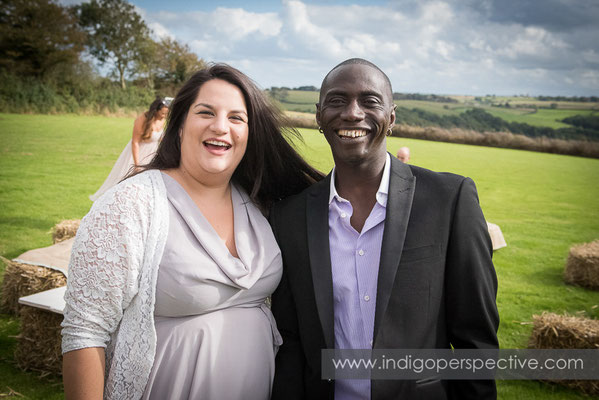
<box><xmin>329</xmin><ymin>154</ymin><xmax>391</xmax><ymax>400</ymax></box>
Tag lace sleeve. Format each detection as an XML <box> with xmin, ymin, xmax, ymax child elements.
<box><xmin>61</xmin><ymin>180</ymin><xmax>153</xmax><ymax>354</ymax></box>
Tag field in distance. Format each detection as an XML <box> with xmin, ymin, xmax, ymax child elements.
<box><xmin>271</xmin><ymin>90</ymin><xmax>599</xmax><ymax>130</ymax></box>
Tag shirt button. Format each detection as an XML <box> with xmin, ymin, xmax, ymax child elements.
<box><xmin>358</xmin><ymin>249</ymin><xmax>364</xmax><ymax>256</ymax></box>
<box><xmin>364</xmin><ymin>295</ymin><xmax>370</xmax><ymax>301</ymax></box>
<box><xmin>341</xmin><ymin>213</ymin><xmax>347</xmax><ymax>218</ymax></box>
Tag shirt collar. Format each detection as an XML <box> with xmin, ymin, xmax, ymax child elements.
<box><xmin>329</xmin><ymin>153</ymin><xmax>391</xmax><ymax>207</ymax></box>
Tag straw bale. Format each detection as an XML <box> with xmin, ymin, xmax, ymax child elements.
<box><xmin>529</xmin><ymin>312</ymin><xmax>599</xmax><ymax>395</ymax></box>
<box><xmin>530</xmin><ymin>312</ymin><xmax>599</xmax><ymax>349</ymax></box>
<box><xmin>564</xmin><ymin>240</ymin><xmax>599</xmax><ymax>290</ymax></box>
<box><xmin>14</xmin><ymin>306</ymin><xmax>63</xmax><ymax>375</ymax></box>
<box><xmin>0</xmin><ymin>260</ymin><xmax>66</xmax><ymax>315</ymax></box>
<box><xmin>51</xmin><ymin>219</ymin><xmax>80</xmax><ymax>244</ymax></box>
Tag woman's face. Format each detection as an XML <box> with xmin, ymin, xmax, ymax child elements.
<box><xmin>179</xmin><ymin>79</ymin><xmax>249</xmax><ymax>180</ymax></box>
<box><xmin>157</xmin><ymin>106</ymin><xmax>169</xmax><ymax>120</ymax></box>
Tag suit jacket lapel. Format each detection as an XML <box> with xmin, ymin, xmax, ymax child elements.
<box><xmin>374</xmin><ymin>156</ymin><xmax>416</xmax><ymax>341</ymax></box>
<box><xmin>307</xmin><ymin>174</ymin><xmax>335</xmax><ymax>349</ymax></box>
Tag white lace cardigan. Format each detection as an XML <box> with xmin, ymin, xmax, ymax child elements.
<box><xmin>62</xmin><ymin>169</ymin><xmax>169</xmax><ymax>399</ymax></box>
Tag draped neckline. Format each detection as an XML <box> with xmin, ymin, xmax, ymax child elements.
<box><xmin>160</xmin><ymin>172</ymin><xmax>275</xmax><ymax>289</ymax></box>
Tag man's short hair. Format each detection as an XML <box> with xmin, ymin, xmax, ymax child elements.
<box><xmin>320</xmin><ymin>58</ymin><xmax>393</xmax><ymax>102</ymax></box>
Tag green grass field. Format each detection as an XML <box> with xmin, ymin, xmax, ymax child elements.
<box><xmin>1</xmin><ymin>114</ymin><xmax>598</xmax><ymax>399</ymax></box>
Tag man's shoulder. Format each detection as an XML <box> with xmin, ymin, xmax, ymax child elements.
<box><xmin>405</xmin><ymin>164</ymin><xmax>469</xmax><ymax>193</ymax></box>
<box><xmin>407</xmin><ymin>163</ymin><xmax>463</xmax><ymax>182</ymax></box>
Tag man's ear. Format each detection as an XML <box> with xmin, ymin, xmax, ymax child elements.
<box><xmin>315</xmin><ymin>103</ymin><xmax>322</xmax><ymax>127</ymax></box>
<box><xmin>390</xmin><ymin>104</ymin><xmax>397</xmax><ymax>126</ymax></box>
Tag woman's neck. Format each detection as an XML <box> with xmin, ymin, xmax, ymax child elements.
<box><xmin>165</xmin><ymin>166</ymin><xmax>239</xmax><ymax>257</ymax></box>
<box><xmin>165</xmin><ymin>166</ymin><xmax>232</xmax><ymax>202</ymax></box>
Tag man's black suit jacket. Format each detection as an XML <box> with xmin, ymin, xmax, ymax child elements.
<box><xmin>270</xmin><ymin>156</ymin><xmax>499</xmax><ymax>400</ymax></box>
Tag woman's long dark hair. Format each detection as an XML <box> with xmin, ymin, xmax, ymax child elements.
<box><xmin>141</xmin><ymin>96</ymin><xmax>167</xmax><ymax>140</ymax></box>
<box><xmin>142</xmin><ymin>63</ymin><xmax>323</xmax><ymax>211</ymax></box>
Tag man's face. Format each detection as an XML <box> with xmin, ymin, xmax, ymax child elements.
<box><xmin>316</xmin><ymin>63</ymin><xmax>395</xmax><ymax>167</ymax></box>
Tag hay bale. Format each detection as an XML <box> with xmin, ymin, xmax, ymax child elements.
<box><xmin>564</xmin><ymin>240</ymin><xmax>599</xmax><ymax>290</ymax></box>
<box><xmin>14</xmin><ymin>305</ymin><xmax>63</xmax><ymax>375</ymax></box>
<box><xmin>530</xmin><ymin>312</ymin><xmax>599</xmax><ymax>349</ymax></box>
<box><xmin>51</xmin><ymin>219</ymin><xmax>80</xmax><ymax>244</ymax></box>
<box><xmin>0</xmin><ymin>260</ymin><xmax>66</xmax><ymax>315</ymax></box>
<box><xmin>529</xmin><ymin>312</ymin><xmax>599</xmax><ymax>395</ymax></box>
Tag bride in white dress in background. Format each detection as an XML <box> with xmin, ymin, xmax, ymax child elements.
<box><xmin>89</xmin><ymin>97</ymin><xmax>172</xmax><ymax>201</ymax></box>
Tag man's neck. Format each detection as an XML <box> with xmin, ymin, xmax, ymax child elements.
<box><xmin>334</xmin><ymin>154</ymin><xmax>386</xmax><ymax>199</ymax></box>
<box><xmin>333</xmin><ymin>153</ymin><xmax>387</xmax><ymax>232</ymax></box>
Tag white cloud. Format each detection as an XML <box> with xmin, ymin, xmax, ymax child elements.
<box><xmin>582</xmin><ymin>50</ymin><xmax>599</xmax><ymax>64</ymax></box>
<box><xmin>188</xmin><ymin>39</ymin><xmax>213</xmax><ymax>54</ymax></box>
<box><xmin>496</xmin><ymin>26</ymin><xmax>568</xmax><ymax>59</ymax></box>
<box><xmin>278</xmin><ymin>0</ymin><xmax>404</xmax><ymax>61</ymax></box>
<box><xmin>148</xmin><ymin>21</ymin><xmax>173</xmax><ymax>40</ymax></box>
<box><xmin>282</xmin><ymin>0</ymin><xmax>344</xmax><ymax>58</ymax></box>
<box><xmin>211</xmin><ymin>8</ymin><xmax>282</xmax><ymax>41</ymax></box>
<box><xmin>435</xmin><ymin>40</ymin><xmax>454</xmax><ymax>59</ymax></box>
<box><xmin>581</xmin><ymin>70</ymin><xmax>599</xmax><ymax>86</ymax></box>
<box><xmin>135</xmin><ymin>0</ymin><xmax>599</xmax><ymax>95</ymax></box>
<box><xmin>421</xmin><ymin>1</ymin><xmax>454</xmax><ymax>29</ymax></box>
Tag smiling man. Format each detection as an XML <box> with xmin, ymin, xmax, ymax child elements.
<box><xmin>270</xmin><ymin>58</ymin><xmax>499</xmax><ymax>400</ymax></box>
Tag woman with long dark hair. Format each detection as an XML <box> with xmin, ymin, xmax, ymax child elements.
<box><xmin>89</xmin><ymin>96</ymin><xmax>171</xmax><ymax>201</ymax></box>
<box><xmin>61</xmin><ymin>64</ymin><xmax>322</xmax><ymax>400</ymax></box>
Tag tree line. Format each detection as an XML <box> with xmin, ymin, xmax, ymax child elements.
<box><xmin>536</xmin><ymin>95</ymin><xmax>598</xmax><ymax>103</ymax></box>
<box><xmin>0</xmin><ymin>0</ymin><xmax>205</xmax><ymax>112</ymax></box>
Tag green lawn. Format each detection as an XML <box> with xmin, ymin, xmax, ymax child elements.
<box><xmin>1</xmin><ymin>114</ymin><xmax>598</xmax><ymax>399</ymax></box>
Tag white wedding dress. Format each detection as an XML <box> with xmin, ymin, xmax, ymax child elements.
<box><xmin>90</xmin><ymin>130</ymin><xmax>162</xmax><ymax>201</ymax></box>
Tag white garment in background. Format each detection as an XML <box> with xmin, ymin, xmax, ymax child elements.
<box><xmin>89</xmin><ymin>130</ymin><xmax>162</xmax><ymax>201</ymax></box>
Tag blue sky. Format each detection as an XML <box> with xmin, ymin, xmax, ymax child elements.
<box><xmin>74</xmin><ymin>0</ymin><xmax>599</xmax><ymax>96</ymax></box>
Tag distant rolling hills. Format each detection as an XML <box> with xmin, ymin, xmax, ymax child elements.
<box><xmin>268</xmin><ymin>89</ymin><xmax>599</xmax><ymax>142</ymax></box>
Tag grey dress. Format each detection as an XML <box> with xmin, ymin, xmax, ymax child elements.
<box><xmin>142</xmin><ymin>173</ymin><xmax>283</xmax><ymax>400</ymax></box>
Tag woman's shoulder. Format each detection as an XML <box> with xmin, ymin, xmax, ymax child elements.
<box><xmin>115</xmin><ymin>169</ymin><xmax>160</xmax><ymax>190</ymax></box>
<box><xmin>135</xmin><ymin>112</ymin><xmax>147</xmax><ymax>122</ymax></box>
<box><xmin>92</xmin><ymin>170</ymin><xmax>164</xmax><ymax>211</ymax></box>
<box><xmin>133</xmin><ymin>113</ymin><xmax>146</xmax><ymax>126</ymax></box>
